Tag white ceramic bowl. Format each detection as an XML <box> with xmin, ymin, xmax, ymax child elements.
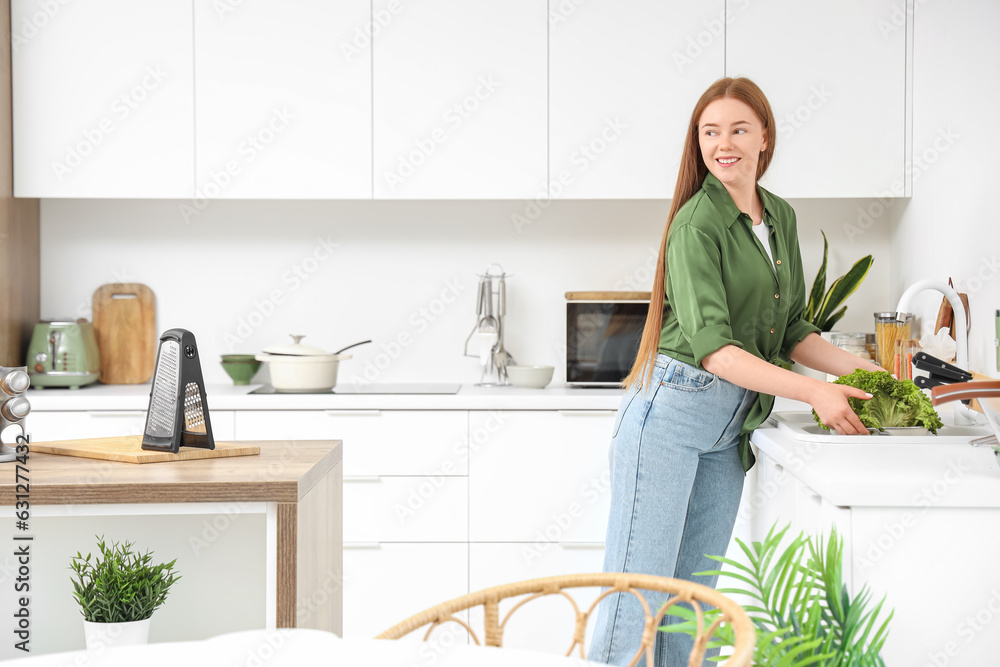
<box><xmin>506</xmin><ymin>365</ymin><xmax>554</xmax><ymax>389</ymax></box>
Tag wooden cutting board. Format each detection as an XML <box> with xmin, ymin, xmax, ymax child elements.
<box><xmin>30</xmin><ymin>436</ymin><xmax>260</xmax><ymax>464</ymax></box>
<box><xmin>92</xmin><ymin>283</ymin><xmax>156</xmax><ymax>384</ymax></box>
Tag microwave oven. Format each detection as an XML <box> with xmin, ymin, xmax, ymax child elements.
<box><xmin>566</xmin><ymin>292</ymin><xmax>651</xmax><ymax>387</ymax></box>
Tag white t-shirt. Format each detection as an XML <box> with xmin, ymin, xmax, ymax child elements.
<box><xmin>752</xmin><ymin>221</ymin><xmax>775</xmax><ymax>267</ymax></box>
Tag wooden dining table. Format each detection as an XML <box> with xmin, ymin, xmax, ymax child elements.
<box><xmin>2</xmin><ymin>628</ymin><xmax>607</xmax><ymax>666</ymax></box>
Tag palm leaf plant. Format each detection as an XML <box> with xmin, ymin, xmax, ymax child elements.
<box><xmin>69</xmin><ymin>535</ymin><xmax>180</xmax><ymax>623</ymax></box>
<box><xmin>805</xmin><ymin>231</ymin><xmax>874</xmax><ymax>332</ymax></box>
<box><xmin>662</xmin><ymin>523</ymin><xmax>893</xmax><ymax>666</ymax></box>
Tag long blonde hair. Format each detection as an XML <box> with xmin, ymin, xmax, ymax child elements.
<box><xmin>622</xmin><ymin>77</ymin><xmax>776</xmax><ymax>390</ymax></box>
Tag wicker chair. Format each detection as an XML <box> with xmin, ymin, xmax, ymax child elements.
<box><xmin>375</xmin><ymin>572</ymin><xmax>755</xmax><ymax>667</ymax></box>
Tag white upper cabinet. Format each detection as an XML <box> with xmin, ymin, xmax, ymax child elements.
<box><xmin>372</xmin><ymin>0</ymin><xmax>547</xmax><ymax>199</ymax></box>
<box><xmin>194</xmin><ymin>0</ymin><xmax>371</xmax><ymax>199</ymax></box>
<box><xmin>726</xmin><ymin>0</ymin><xmax>907</xmax><ymax>198</ymax></box>
<box><xmin>549</xmin><ymin>1</ymin><xmax>725</xmax><ymax>199</ymax></box>
<box><xmin>12</xmin><ymin>0</ymin><xmax>194</xmax><ymax>198</ymax></box>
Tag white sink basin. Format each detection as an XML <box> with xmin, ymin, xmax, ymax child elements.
<box><xmin>769</xmin><ymin>411</ymin><xmax>994</xmax><ymax>444</ymax></box>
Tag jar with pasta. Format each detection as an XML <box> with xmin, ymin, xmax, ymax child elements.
<box><xmin>874</xmin><ymin>311</ymin><xmax>913</xmax><ymax>372</ymax></box>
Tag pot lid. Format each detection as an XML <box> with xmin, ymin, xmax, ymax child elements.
<box><xmin>262</xmin><ymin>335</ymin><xmax>332</xmax><ymax>356</ymax></box>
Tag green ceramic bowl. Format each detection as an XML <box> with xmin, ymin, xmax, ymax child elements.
<box><xmin>221</xmin><ymin>354</ymin><xmax>257</xmax><ymax>363</ymax></box>
<box><xmin>221</xmin><ymin>360</ymin><xmax>262</xmax><ymax>385</ymax></box>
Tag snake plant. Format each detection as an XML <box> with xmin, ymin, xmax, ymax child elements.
<box><xmin>662</xmin><ymin>523</ymin><xmax>893</xmax><ymax>666</ymax></box>
<box><xmin>806</xmin><ymin>231</ymin><xmax>874</xmax><ymax>332</ymax></box>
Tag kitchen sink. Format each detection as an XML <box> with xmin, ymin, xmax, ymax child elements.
<box><xmin>769</xmin><ymin>411</ymin><xmax>994</xmax><ymax>444</ymax></box>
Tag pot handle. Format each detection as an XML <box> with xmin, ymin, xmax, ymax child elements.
<box><xmin>332</xmin><ymin>340</ymin><xmax>372</xmax><ymax>355</ymax></box>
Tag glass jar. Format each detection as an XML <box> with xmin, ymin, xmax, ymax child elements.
<box><xmin>827</xmin><ymin>332</ymin><xmax>871</xmax><ymax>381</ymax></box>
<box><xmin>874</xmin><ymin>312</ymin><xmax>913</xmax><ymax>371</ymax></box>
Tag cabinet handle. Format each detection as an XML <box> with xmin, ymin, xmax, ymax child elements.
<box><xmin>557</xmin><ymin>410</ymin><xmax>617</xmax><ymax>417</ymax></box>
<box><xmin>325</xmin><ymin>410</ymin><xmax>381</xmax><ymax>417</ymax></box>
<box><xmin>344</xmin><ymin>476</ymin><xmax>382</xmax><ymax>483</ymax></box>
<box><xmin>88</xmin><ymin>411</ymin><xmax>146</xmax><ymax>418</ymax></box>
<box><xmin>343</xmin><ymin>542</ymin><xmax>381</xmax><ymax>549</ymax></box>
<box><xmin>560</xmin><ymin>542</ymin><xmax>605</xmax><ymax>549</ymax></box>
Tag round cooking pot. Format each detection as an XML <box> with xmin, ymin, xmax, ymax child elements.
<box><xmin>256</xmin><ymin>335</ymin><xmax>354</xmax><ymax>392</ymax></box>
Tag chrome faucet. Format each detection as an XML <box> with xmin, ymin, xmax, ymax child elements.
<box><xmin>895</xmin><ymin>279</ymin><xmax>978</xmax><ymax>424</ymax></box>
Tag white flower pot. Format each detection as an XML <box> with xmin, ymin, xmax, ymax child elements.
<box><xmin>83</xmin><ymin>618</ymin><xmax>151</xmax><ymax>649</ymax></box>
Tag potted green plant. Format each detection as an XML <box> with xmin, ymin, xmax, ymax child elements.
<box><xmin>663</xmin><ymin>523</ymin><xmax>893</xmax><ymax>666</ymax></box>
<box><xmin>806</xmin><ymin>230</ymin><xmax>874</xmax><ymax>333</ymax></box>
<box><xmin>69</xmin><ymin>536</ymin><xmax>180</xmax><ymax>649</ymax></box>
<box><xmin>787</xmin><ymin>231</ymin><xmax>873</xmax><ymax>378</ymax></box>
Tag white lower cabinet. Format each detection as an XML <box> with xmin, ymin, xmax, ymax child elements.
<box><xmin>344</xmin><ymin>476</ymin><xmax>468</xmax><ymax>543</ymax></box>
<box><xmin>233</xmin><ymin>410</ymin><xmax>468</xmax><ymax>475</ymax></box>
<box><xmin>27</xmin><ymin>410</ymin><xmax>236</xmax><ymax>441</ymax></box>
<box><xmin>342</xmin><ymin>543</ymin><xmax>468</xmax><ymax>640</ymax></box>
<box><xmin>469</xmin><ymin>410</ymin><xmax>615</xmax><ymax>542</ymax></box>
<box><xmin>469</xmin><ymin>543</ymin><xmax>606</xmax><ymax>655</ymax></box>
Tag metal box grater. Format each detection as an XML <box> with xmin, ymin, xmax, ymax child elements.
<box><xmin>141</xmin><ymin>329</ymin><xmax>214</xmax><ymax>453</ymax></box>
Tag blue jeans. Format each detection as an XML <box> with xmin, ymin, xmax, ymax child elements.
<box><xmin>587</xmin><ymin>353</ymin><xmax>756</xmax><ymax>667</ymax></box>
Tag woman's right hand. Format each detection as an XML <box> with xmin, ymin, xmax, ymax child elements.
<box><xmin>809</xmin><ymin>381</ymin><xmax>872</xmax><ymax>435</ymax></box>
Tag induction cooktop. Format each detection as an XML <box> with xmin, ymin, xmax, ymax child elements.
<box><xmin>249</xmin><ymin>383</ymin><xmax>461</xmax><ymax>395</ymax></box>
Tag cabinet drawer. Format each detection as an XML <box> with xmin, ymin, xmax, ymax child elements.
<box><xmin>234</xmin><ymin>410</ymin><xmax>467</xmax><ymax>476</ymax></box>
<box><xmin>469</xmin><ymin>410</ymin><xmax>614</xmax><ymax>542</ymax></box>
<box><xmin>342</xmin><ymin>543</ymin><xmax>468</xmax><ymax>640</ymax></box>
<box><xmin>344</xmin><ymin>476</ymin><xmax>468</xmax><ymax>543</ymax></box>
<box><xmin>28</xmin><ymin>410</ymin><xmax>235</xmax><ymax>441</ymax></box>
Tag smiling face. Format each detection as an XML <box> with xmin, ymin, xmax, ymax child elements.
<box><xmin>698</xmin><ymin>96</ymin><xmax>769</xmax><ymax>191</ymax></box>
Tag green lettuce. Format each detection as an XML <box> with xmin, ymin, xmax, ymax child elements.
<box><xmin>813</xmin><ymin>369</ymin><xmax>944</xmax><ymax>434</ymax></box>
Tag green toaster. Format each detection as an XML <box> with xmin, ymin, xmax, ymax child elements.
<box><xmin>26</xmin><ymin>321</ymin><xmax>101</xmax><ymax>389</ymax></box>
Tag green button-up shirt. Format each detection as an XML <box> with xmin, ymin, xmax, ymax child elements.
<box><xmin>658</xmin><ymin>172</ymin><xmax>820</xmax><ymax>472</ymax></box>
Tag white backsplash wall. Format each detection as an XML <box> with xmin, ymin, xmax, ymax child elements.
<box><xmin>40</xmin><ymin>197</ymin><xmax>891</xmax><ymax>385</ymax></box>
<box><xmin>886</xmin><ymin>0</ymin><xmax>999</xmax><ymax>377</ymax></box>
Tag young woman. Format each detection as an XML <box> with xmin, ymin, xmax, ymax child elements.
<box><xmin>587</xmin><ymin>78</ymin><xmax>883</xmax><ymax>666</ymax></box>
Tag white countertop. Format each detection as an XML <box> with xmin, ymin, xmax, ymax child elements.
<box><xmin>25</xmin><ymin>382</ymin><xmax>629</xmax><ymax>411</ymax></box>
<box><xmin>751</xmin><ymin>403</ymin><xmax>1000</xmax><ymax>508</ymax></box>
<box><xmin>36</xmin><ymin>383</ymin><xmax>1000</xmax><ymax>510</ymax></box>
